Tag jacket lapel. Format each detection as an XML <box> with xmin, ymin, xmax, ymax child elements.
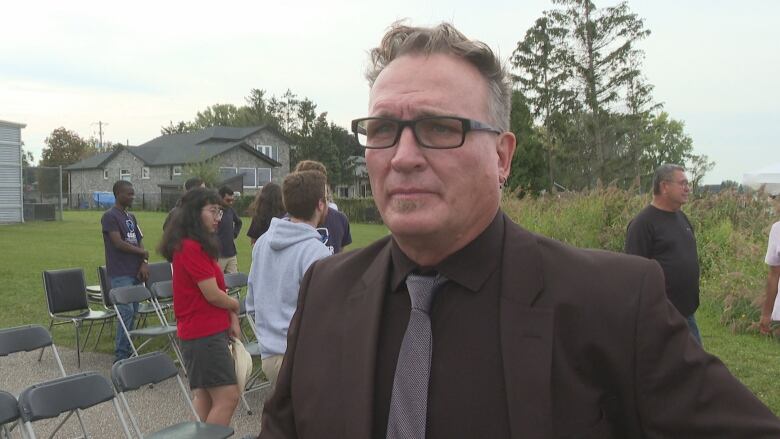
<box><xmin>340</xmin><ymin>239</ymin><xmax>392</xmax><ymax>439</ymax></box>
<box><xmin>500</xmin><ymin>216</ymin><xmax>554</xmax><ymax>439</ymax></box>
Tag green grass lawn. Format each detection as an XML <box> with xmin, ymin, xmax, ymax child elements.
<box><xmin>0</xmin><ymin>211</ymin><xmax>386</xmax><ymax>351</ymax></box>
<box><xmin>1</xmin><ymin>211</ymin><xmax>779</xmax><ymax>413</ymax></box>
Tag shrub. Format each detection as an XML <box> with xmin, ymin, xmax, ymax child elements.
<box><xmin>502</xmin><ymin>188</ymin><xmax>778</xmax><ymax>334</ymax></box>
<box><xmin>334</xmin><ymin>198</ymin><xmax>382</xmax><ymax>224</ymax></box>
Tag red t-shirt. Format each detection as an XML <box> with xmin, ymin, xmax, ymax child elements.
<box><xmin>172</xmin><ymin>238</ymin><xmax>229</xmax><ymax>340</ymax></box>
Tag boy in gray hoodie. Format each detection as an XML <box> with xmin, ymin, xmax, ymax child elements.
<box><xmin>247</xmin><ymin>171</ymin><xmax>331</xmax><ymax>387</ymax></box>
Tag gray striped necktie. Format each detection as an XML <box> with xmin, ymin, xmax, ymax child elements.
<box><xmin>386</xmin><ymin>272</ymin><xmax>447</xmax><ymax>439</ymax></box>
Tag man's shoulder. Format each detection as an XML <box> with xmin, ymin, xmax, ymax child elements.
<box><xmin>771</xmin><ymin>221</ymin><xmax>780</xmax><ymax>236</ymax></box>
<box><xmin>326</xmin><ymin>208</ymin><xmax>349</xmax><ymax>226</ymax></box>
<box><xmin>309</xmin><ymin>235</ymin><xmax>391</xmax><ymax>277</ymax></box>
<box><xmin>506</xmin><ymin>220</ymin><xmax>658</xmax><ymax>299</ymax></box>
<box><xmin>101</xmin><ymin>206</ymin><xmax>116</xmax><ymax>219</ymax></box>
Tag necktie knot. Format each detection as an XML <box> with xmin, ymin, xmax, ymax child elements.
<box><xmin>405</xmin><ymin>272</ymin><xmax>447</xmax><ymax>314</ymax></box>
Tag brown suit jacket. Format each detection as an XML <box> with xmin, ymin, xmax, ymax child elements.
<box><xmin>260</xmin><ymin>213</ymin><xmax>780</xmax><ymax>438</ymax></box>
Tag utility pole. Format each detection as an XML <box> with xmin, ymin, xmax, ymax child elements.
<box><xmin>92</xmin><ymin>121</ymin><xmax>109</xmax><ymax>151</ymax></box>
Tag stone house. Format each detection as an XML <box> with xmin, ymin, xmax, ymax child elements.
<box><xmin>66</xmin><ymin>126</ymin><xmax>291</xmax><ymax>209</ymax></box>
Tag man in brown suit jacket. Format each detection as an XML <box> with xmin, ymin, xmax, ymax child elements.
<box><xmin>257</xmin><ymin>22</ymin><xmax>780</xmax><ymax>438</ymax></box>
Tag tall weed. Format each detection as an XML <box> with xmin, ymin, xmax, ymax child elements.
<box><xmin>502</xmin><ymin>188</ymin><xmax>778</xmax><ymax>334</ymax></box>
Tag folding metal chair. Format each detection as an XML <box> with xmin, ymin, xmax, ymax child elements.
<box><xmin>41</xmin><ymin>268</ymin><xmax>116</xmax><ymax>368</ymax></box>
<box><xmin>112</xmin><ymin>352</ymin><xmax>234</xmax><ymax>439</ymax></box>
<box><xmin>223</xmin><ymin>272</ymin><xmax>248</xmax><ymax>299</ymax></box>
<box><xmin>18</xmin><ymin>372</ymin><xmax>132</xmax><ymax>439</ymax></box>
<box><xmin>235</xmin><ymin>299</ymin><xmax>270</xmax><ymax>415</ymax></box>
<box><xmin>149</xmin><ymin>280</ymin><xmax>175</xmax><ymax>326</ymax></box>
<box><xmin>135</xmin><ymin>262</ymin><xmax>174</xmax><ymax>327</ymax></box>
<box><xmin>145</xmin><ymin>262</ymin><xmax>173</xmax><ymax>289</ymax></box>
<box><xmin>0</xmin><ymin>391</ymin><xmax>18</xmax><ymax>439</ymax></box>
<box><xmin>110</xmin><ymin>284</ymin><xmax>184</xmax><ymax>368</ymax></box>
<box><xmin>0</xmin><ymin>324</ymin><xmax>92</xmax><ymax>437</ymax></box>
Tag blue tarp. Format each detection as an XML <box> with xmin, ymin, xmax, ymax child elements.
<box><xmin>92</xmin><ymin>191</ymin><xmax>115</xmax><ymax>208</ymax></box>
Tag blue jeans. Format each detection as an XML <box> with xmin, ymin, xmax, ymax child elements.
<box><xmin>686</xmin><ymin>314</ymin><xmax>702</xmax><ymax>346</ymax></box>
<box><xmin>112</xmin><ymin>275</ymin><xmax>140</xmax><ymax>361</ymax></box>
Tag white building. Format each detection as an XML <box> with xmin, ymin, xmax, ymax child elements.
<box><xmin>0</xmin><ymin>120</ymin><xmax>25</xmax><ymax>224</ymax></box>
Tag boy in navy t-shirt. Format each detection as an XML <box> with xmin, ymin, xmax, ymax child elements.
<box><xmin>101</xmin><ymin>180</ymin><xmax>149</xmax><ymax>362</ymax></box>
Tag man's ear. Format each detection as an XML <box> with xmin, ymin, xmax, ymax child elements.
<box><xmin>497</xmin><ymin>131</ymin><xmax>516</xmax><ymax>183</ymax></box>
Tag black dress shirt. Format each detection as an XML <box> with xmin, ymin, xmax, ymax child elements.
<box><xmin>372</xmin><ymin>211</ymin><xmax>511</xmax><ymax>439</ymax></box>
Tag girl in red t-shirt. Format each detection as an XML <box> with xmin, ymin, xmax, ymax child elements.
<box><xmin>159</xmin><ymin>188</ymin><xmax>241</xmax><ymax>427</ymax></box>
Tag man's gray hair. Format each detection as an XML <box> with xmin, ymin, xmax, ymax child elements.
<box><xmin>653</xmin><ymin>164</ymin><xmax>686</xmax><ymax>195</ymax></box>
<box><xmin>366</xmin><ymin>21</ymin><xmax>512</xmax><ymax>133</ymax></box>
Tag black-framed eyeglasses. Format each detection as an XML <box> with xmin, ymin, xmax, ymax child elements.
<box><xmin>351</xmin><ymin>116</ymin><xmax>502</xmax><ymax>149</ymax></box>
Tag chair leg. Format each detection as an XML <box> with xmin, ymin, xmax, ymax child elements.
<box><xmin>73</xmin><ymin>320</ymin><xmax>81</xmax><ymax>369</ymax></box>
<box><xmin>93</xmin><ymin>319</ymin><xmax>108</xmax><ymax>351</ymax></box>
<box><xmin>240</xmin><ymin>392</ymin><xmax>253</xmax><ymax>415</ymax></box>
<box><xmin>38</xmin><ymin>319</ymin><xmax>55</xmax><ymax>362</ymax></box>
<box><xmin>81</xmin><ymin>320</ymin><xmax>95</xmax><ymax>352</ymax></box>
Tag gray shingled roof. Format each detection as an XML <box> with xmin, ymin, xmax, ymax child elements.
<box><xmin>65</xmin><ymin>150</ymin><xmax>115</xmax><ymax>170</ymax></box>
<box><xmin>66</xmin><ymin>126</ymin><xmax>282</xmax><ymax>170</ymax></box>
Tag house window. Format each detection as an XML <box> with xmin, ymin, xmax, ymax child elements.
<box><xmin>361</xmin><ymin>184</ymin><xmax>372</xmax><ymax>198</ymax></box>
<box><xmin>337</xmin><ymin>186</ymin><xmax>349</xmax><ymax>198</ymax></box>
<box><xmin>120</xmin><ymin>169</ymin><xmax>131</xmax><ymax>181</ymax></box>
<box><xmin>256</xmin><ymin>145</ymin><xmax>276</xmax><ymax>161</ymax></box>
<box><xmin>103</xmin><ymin>169</ymin><xmax>109</xmax><ymax>180</ymax></box>
<box><xmin>239</xmin><ymin>167</ymin><xmax>257</xmax><ymax>188</ymax></box>
<box><xmin>142</xmin><ymin>167</ymin><xmax>150</xmax><ymax>179</ymax></box>
<box><xmin>172</xmin><ymin>165</ymin><xmax>182</xmax><ymax>176</ymax></box>
<box><xmin>219</xmin><ymin>167</ymin><xmax>238</xmax><ymax>182</ymax></box>
<box><xmin>257</xmin><ymin>168</ymin><xmax>272</xmax><ymax>186</ymax></box>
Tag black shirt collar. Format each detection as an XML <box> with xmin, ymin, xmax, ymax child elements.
<box><xmin>390</xmin><ymin>210</ymin><xmax>505</xmax><ymax>293</ymax></box>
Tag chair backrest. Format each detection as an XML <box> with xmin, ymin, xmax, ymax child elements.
<box><xmin>150</xmin><ymin>280</ymin><xmax>174</xmax><ymax>301</ymax></box>
<box><xmin>111</xmin><ymin>351</ymin><xmax>202</xmax><ymax>436</ymax></box>
<box><xmin>145</xmin><ymin>262</ymin><xmax>172</xmax><ymax>289</ymax></box>
<box><xmin>224</xmin><ymin>272</ymin><xmax>248</xmax><ymax>290</ymax></box>
<box><xmin>97</xmin><ymin>265</ymin><xmax>113</xmax><ymax>307</ymax></box>
<box><xmin>0</xmin><ymin>391</ymin><xmax>18</xmax><ymax>426</ymax></box>
<box><xmin>111</xmin><ymin>352</ymin><xmax>179</xmax><ymax>392</ymax></box>
<box><xmin>41</xmin><ymin>269</ymin><xmax>89</xmax><ymax>314</ymax></box>
<box><xmin>0</xmin><ymin>325</ymin><xmax>53</xmax><ymax>357</ymax></box>
<box><xmin>18</xmin><ymin>372</ymin><xmax>116</xmax><ymax>422</ymax></box>
<box><xmin>109</xmin><ymin>284</ymin><xmax>151</xmax><ymax>306</ymax></box>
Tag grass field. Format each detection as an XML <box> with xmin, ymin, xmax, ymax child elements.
<box><xmin>1</xmin><ymin>210</ymin><xmax>779</xmax><ymax>413</ymax></box>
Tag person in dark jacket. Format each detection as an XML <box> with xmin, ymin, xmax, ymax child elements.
<box><xmin>216</xmin><ymin>186</ymin><xmax>242</xmax><ymax>274</ymax></box>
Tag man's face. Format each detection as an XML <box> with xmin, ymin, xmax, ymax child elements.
<box><xmin>365</xmin><ymin>53</ymin><xmax>515</xmax><ymax>246</ymax></box>
<box><xmin>116</xmin><ymin>185</ymin><xmax>134</xmax><ymax>208</ymax></box>
<box><xmin>662</xmin><ymin>170</ymin><xmax>691</xmax><ymax>207</ymax></box>
<box><xmin>222</xmin><ymin>193</ymin><xmax>235</xmax><ymax>206</ymax></box>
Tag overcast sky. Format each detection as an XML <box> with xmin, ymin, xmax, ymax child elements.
<box><xmin>2</xmin><ymin>0</ymin><xmax>778</xmax><ymax>184</ymax></box>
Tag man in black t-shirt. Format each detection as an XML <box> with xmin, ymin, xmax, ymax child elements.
<box><xmin>217</xmin><ymin>186</ymin><xmax>243</xmax><ymax>273</ymax></box>
<box><xmin>102</xmin><ymin>180</ymin><xmax>149</xmax><ymax>361</ymax></box>
<box><xmin>625</xmin><ymin>164</ymin><xmax>701</xmax><ymax>344</ymax></box>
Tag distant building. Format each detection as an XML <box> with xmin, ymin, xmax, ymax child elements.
<box><xmin>66</xmin><ymin>125</ymin><xmax>291</xmax><ymax>209</ymax></box>
<box><xmin>0</xmin><ymin>120</ymin><xmax>25</xmax><ymax>223</ymax></box>
<box><xmin>333</xmin><ymin>155</ymin><xmax>371</xmax><ymax>199</ymax></box>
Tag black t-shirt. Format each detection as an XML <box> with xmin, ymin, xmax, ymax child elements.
<box><xmin>101</xmin><ymin>206</ymin><xmax>144</xmax><ymax>278</ymax></box>
<box><xmin>625</xmin><ymin>204</ymin><xmax>700</xmax><ymax>316</ymax></box>
<box><xmin>217</xmin><ymin>207</ymin><xmax>242</xmax><ymax>258</ymax></box>
<box><xmin>321</xmin><ymin>208</ymin><xmax>352</xmax><ymax>254</ymax></box>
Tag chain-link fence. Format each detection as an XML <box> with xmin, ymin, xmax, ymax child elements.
<box><xmin>66</xmin><ymin>192</ymin><xmax>175</xmax><ymax>211</ymax></box>
<box><xmin>22</xmin><ymin>166</ymin><xmax>64</xmax><ymax>221</ymax></box>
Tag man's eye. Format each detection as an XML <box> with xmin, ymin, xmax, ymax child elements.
<box><xmin>369</xmin><ymin>123</ymin><xmax>396</xmax><ymax>136</ymax></box>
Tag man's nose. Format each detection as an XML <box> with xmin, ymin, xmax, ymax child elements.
<box><xmin>390</xmin><ymin>126</ymin><xmax>426</xmax><ymax>170</ymax></box>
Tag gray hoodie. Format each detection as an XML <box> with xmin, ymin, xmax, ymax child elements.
<box><xmin>247</xmin><ymin>217</ymin><xmax>331</xmax><ymax>358</ymax></box>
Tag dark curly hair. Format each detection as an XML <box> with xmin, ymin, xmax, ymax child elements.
<box><xmin>158</xmin><ymin>187</ymin><xmax>222</xmax><ymax>261</ymax></box>
<box><xmin>249</xmin><ymin>182</ymin><xmax>285</xmax><ymax>233</ymax></box>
